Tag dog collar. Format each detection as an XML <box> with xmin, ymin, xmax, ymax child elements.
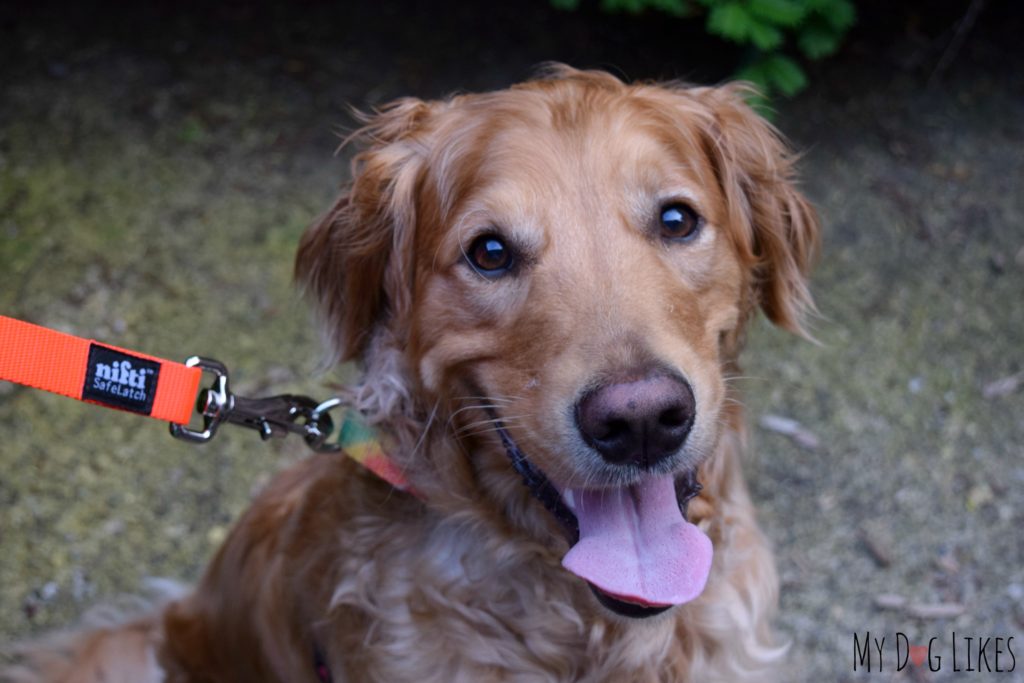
<box><xmin>336</xmin><ymin>410</ymin><xmax>415</xmax><ymax>494</ymax></box>
<box><xmin>335</xmin><ymin>407</ymin><xmax>577</xmax><ymax>535</ymax></box>
<box><xmin>491</xmin><ymin>417</ymin><xmax>580</xmax><ymax>542</ymax></box>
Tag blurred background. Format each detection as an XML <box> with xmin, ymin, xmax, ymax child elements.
<box><xmin>1</xmin><ymin>1</ymin><xmax>1022</xmax><ymax>679</ymax></box>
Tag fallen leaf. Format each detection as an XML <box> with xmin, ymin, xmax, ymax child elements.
<box><xmin>982</xmin><ymin>372</ymin><xmax>1023</xmax><ymax>399</ymax></box>
<box><xmin>858</xmin><ymin>526</ymin><xmax>893</xmax><ymax>568</ymax></box>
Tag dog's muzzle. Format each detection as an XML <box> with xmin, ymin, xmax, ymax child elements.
<box><xmin>487</xmin><ymin>409</ymin><xmax>710</xmax><ymax>619</ymax></box>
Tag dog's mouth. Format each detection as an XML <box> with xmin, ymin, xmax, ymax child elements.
<box><xmin>491</xmin><ymin>417</ymin><xmax>712</xmax><ymax>619</ymax></box>
<box><xmin>560</xmin><ymin>471</ymin><xmax>712</xmax><ymax>618</ymax></box>
<box><xmin>588</xmin><ymin>584</ymin><xmax>673</xmax><ymax>618</ymax></box>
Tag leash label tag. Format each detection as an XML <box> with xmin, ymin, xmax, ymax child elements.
<box><xmin>82</xmin><ymin>344</ymin><xmax>160</xmax><ymax>415</ymax></box>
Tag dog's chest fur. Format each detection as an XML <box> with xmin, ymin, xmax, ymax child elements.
<box><xmin>325</xmin><ymin>487</ymin><xmax>688</xmax><ymax>682</ymax></box>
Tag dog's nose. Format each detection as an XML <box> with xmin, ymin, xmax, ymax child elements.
<box><xmin>576</xmin><ymin>372</ymin><xmax>695</xmax><ymax>468</ymax></box>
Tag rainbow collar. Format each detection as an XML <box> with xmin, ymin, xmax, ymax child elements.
<box><xmin>337</xmin><ymin>411</ymin><xmax>414</xmax><ymax>494</ymax></box>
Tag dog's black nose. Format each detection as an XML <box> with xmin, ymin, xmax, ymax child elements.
<box><xmin>576</xmin><ymin>371</ymin><xmax>695</xmax><ymax>468</ymax></box>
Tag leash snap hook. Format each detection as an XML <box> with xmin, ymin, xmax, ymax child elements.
<box><xmin>169</xmin><ymin>357</ymin><xmax>343</xmax><ymax>451</ymax></box>
<box><xmin>305</xmin><ymin>397</ymin><xmax>343</xmax><ymax>453</ymax></box>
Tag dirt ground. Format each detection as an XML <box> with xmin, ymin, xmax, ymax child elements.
<box><xmin>1</xmin><ymin>2</ymin><xmax>1022</xmax><ymax>680</ymax></box>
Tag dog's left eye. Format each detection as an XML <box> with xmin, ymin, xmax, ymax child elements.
<box><xmin>659</xmin><ymin>203</ymin><xmax>702</xmax><ymax>242</ymax></box>
<box><xmin>467</xmin><ymin>234</ymin><xmax>514</xmax><ymax>276</ymax></box>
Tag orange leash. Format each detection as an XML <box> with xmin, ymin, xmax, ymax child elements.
<box><xmin>0</xmin><ymin>315</ymin><xmax>202</xmax><ymax>425</ymax></box>
<box><xmin>0</xmin><ymin>315</ymin><xmax>414</xmax><ymax>493</ymax></box>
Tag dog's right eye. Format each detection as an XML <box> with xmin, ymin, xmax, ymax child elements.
<box><xmin>659</xmin><ymin>203</ymin><xmax>702</xmax><ymax>242</ymax></box>
<box><xmin>467</xmin><ymin>234</ymin><xmax>514</xmax><ymax>276</ymax></box>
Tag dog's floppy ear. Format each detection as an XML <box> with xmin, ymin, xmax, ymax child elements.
<box><xmin>697</xmin><ymin>83</ymin><xmax>820</xmax><ymax>337</ymax></box>
<box><xmin>295</xmin><ymin>99</ymin><xmax>436</xmax><ymax>364</ymax></box>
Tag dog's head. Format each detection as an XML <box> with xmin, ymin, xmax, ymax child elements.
<box><xmin>297</xmin><ymin>66</ymin><xmax>818</xmax><ymax>618</ymax></box>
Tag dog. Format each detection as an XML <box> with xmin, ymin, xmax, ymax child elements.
<box><xmin>6</xmin><ymin>65</ymin><xmax>818</xmax><ymax>682</ymax></box>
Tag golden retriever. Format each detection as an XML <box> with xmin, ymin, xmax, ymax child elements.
<box><xmin>6</xmin><ymin>65</ymin><xmax>818</xmax><ymax>682</ymax></box>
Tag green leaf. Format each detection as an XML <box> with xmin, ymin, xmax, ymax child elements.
<box><xmin>747</xmin><ymin>91</ymin><xmax>775</xmax><ymax>118</ymax></box>
<box><xmin>732</xmin><ymin>66</ymin><xmax>775</xmax><ymax>117</ymax></box>
<box><xmin>747</xmin><ymin>0</ymin><xmax>806</xmax><ymax>27</ymax></box>
<box><xmin>707</xmin><ymin>2</ymin><xmax>753</xmax><ymax>42</ymax></box>
<box><xmin>550</xmin><ymin>0</ymin><xmax>581</xmax><ymax>10</ymax></box>
<box><xmin>648</xmin><ymin>0</ymin><xmax>690</xmax><ymax>17</ymax></box>
<box><xmin>762</xmin><ymin>53</ymin><xmax>808</xmax><ymax>96</ymax></box>
<box><xmin>821</xmin><ymin>0</ymin><xmax>856</xmax><ymax>31</ymax></box>
<box><xmin>736</xmin><ymin>61</ymin><xmax>772</xmax><ymax>92</ymax></box>
<box><xmin>602</xmin><ymin>0</ymin><xmax>631</xmax><ymax>11</ymax></box>
<box><xmin>798</xmin><ymin>22</ymin><xmax>840</xmax><ymax>59</ymax></box>
<box><xmin>748</xmin><ymin>20</ymin><xmax>784</xmax><ymax>50</ymax></box>
<box><xmin>739</xmin><ymin>54</ymin><xmax>807</xmax><ymax>97</ymax></box>
<box><xmin>600</xmin><ymin>0</ymin><xmax>689</xmax><ymax>13</ymax></box>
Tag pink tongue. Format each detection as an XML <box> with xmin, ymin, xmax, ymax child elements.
<box><xmin>561</xmin><ymin>474</ymin><xmax>712</xmax><ymax>606</ymax></box>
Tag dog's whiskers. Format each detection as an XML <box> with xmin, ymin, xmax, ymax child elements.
<box><xmin>722</xmin><ymin>374</ymin><xmax>767</xmax><ymax>384</ymax></box>
<box><xmin>410</xmin><ymin>399</ymin><xmax>440</xmax><ymax>458</ymax></box>
<box><xmin>452</xmin><ymin>394</ymin><xmax>518</xmax><ymax>403</ymax></box>
<box><xmin>444</xmin><ymin>393</ymin><xmax>529</xmax><ymax>436</ymax></box>
<box><xmin>454</xmin><ymin>414</ymin><xmax>527</xmax><ymax>435</ymax></box>
<box><xmin>445</xmin><ymin>405</ymin><xmax>512</xmax><ymax>433</ymax></box>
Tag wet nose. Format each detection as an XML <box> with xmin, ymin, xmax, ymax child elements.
<box><xmin>575</xmin><ymin>371</ymin><xmax>695</xmax><ymax>468</ymax></box>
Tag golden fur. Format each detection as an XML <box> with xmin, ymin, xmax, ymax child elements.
<box><xmin>5</xmin><ymin>65</ymin><xmax>818</xmax><ymax>682</ymax></box>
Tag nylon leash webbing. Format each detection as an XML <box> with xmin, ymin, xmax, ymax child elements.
<box><xmin>0</xmin><ymin>315</ymin><xmax>201</xmax><ymax>425</ymax></box>
<box><xmin>0</xmin><ymin>314</ymin><xmax>417</xmax><ymax>495</ymax></box>
<box><xmin>3</xmin><ymin>314</ymin><xmax>411</xmax><ymax>683</ymax></box>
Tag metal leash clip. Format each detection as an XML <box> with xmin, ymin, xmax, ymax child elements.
<box><xmin>169</xmin><ymin>356</ymin><xmax>342</xmax><ymax>453</ymax></box>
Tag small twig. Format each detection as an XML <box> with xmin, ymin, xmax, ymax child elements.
<box><xmin>873</xmin><ymin>594</ymin><xmax>966</xmax><ymax>620</ymax></box>
<box><xmin>905</xmin><ymin>602</ymin><xmax>965</xmax><ymax>620</ymax></box>
<box><xmin>874</xmin><ymin>593</ymin><xmax>907</xmax><ymax>610</ymax></box>
<box><xmin>929</xmin><ymin>0</ymin><xmax>987</xmax><ymax>85</ymax></box>
<box><xmin>758</xmin><ymin>414</ymin><xmax>821</xmax><ymax>450</ymax></box>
